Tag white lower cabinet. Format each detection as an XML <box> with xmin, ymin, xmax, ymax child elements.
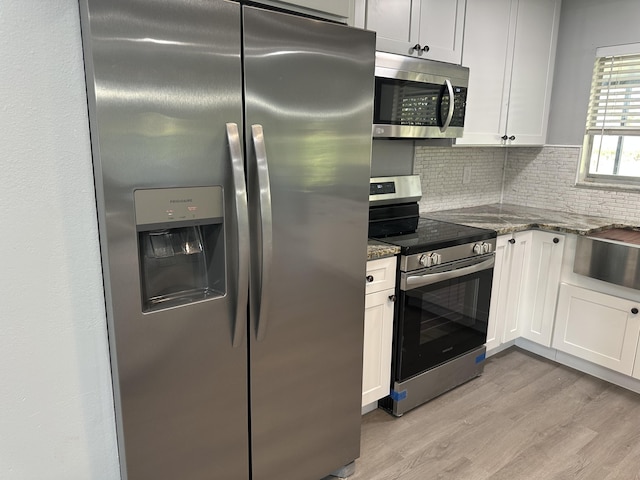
<box><xmin>362</xmin><ymin>287</ymin><xmax>395</xmax><ymax>406</ymax></box>
<box><xmin>363</xmin><ymin>256</ymin><xmax>396</xmax><ymax>407</ymax></box>
<box><xmin>553</xmin><ymin>283</ymin><xmax>640</xmax><ymax>376</ymax></box>
<box><xmin>487</xmin><ymin>232</ymin><xmax>531</xmax><ymax>351</ymax></box>
<box><xmin>487</xmin><ymin>230</ymin><xmax>564</xmax><ymax>352</ymax></box>
<box><xmin>519</xmin><ymin>231</ymin><xmax>564</xmax><ymax>347</ymax></box>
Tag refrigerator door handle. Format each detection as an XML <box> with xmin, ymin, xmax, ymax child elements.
<box><xmin>251</xmin><ymin>124</ymin><xmax>273</xmax><ymax>342</ymax></box>
<box><xmin>226</xmin><ymin>123</ymin><xmax>249</xmax><ymax>348</ymax></box>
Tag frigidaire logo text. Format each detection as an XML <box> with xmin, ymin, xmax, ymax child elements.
<box><xmin>170</xmin><ymin>199</ymin><xmax>193</xmax><ymax>203</ymax></box>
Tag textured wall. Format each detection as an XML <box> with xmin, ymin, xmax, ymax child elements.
<box><xmin>414</xmin><ymin>147</ymin><xmax>506</xmax><ymax>212</ymax></box>
<box><xmin>0</xmin><ymin>1</ymin><xmax>120</xmax><ymax>478</ymax></box>
<box><xmin>503</xmin><ymin>146</ymin><xmax>640</xmax><ymax>224</ymax></box>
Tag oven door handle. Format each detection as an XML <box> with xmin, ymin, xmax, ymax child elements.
<box><xmin>402</xmin><ymin>256</ymin><xmax>495</xmax><ymax>291</ymax></box>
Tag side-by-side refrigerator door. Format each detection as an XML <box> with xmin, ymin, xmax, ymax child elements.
<box><xmin>243</xmin><ymin>7</ymin><xmax>376</xmax><ymax>480</ymax></box>
<box><xmin>79</xmin><ymin>1</ymin><xmax>249</xmax><ymax>479</ymax></box>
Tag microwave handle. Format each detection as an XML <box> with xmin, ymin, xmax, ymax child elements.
<box><xmin>440</xmin><ymin>79</ymin><xmax>455</xmax><ymax>133</ymax></box>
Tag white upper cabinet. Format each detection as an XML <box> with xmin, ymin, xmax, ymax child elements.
<box><xmin>253</xmin><ymin>0</ymin><xmax>356</xmax><ymax>25</ymax></box>
<box><xmin>364</xmin><ymin>0</ymin><xmax>466</xmax><ymax>64</ymax></box>
<box><xmin>457</xmin><ymin>0</ymin><xmax>561</xmax><ymax>146</ymax></box>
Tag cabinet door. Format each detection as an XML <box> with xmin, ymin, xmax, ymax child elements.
<box><xmin>417</xmin><ymin>0</ymin><xmax>466</xmax><ymax>64</ymax></box>
<box><xmin>362</xmin><ymin>288</ymin><xmax>395</xmax><ymax>406</ymax></box>
<box><xmin>457</xmin><ymin>0</ymin><xmax>514</xmax><ymax>145</ymax></box>
<box><xmin>366</xmin><ymin>0</ymin><xmax>421</xmax><ymax>56</ymax></box>
<box><xmin>486</xmin><ymin>236</ymin><xmax>511</xmax><ymax>352</ymax></box>
<box><xmin>520</xmin><ymin>231</ymin><xmax>564</xmax><ymax>346</ymax></box>
<box><xmin>502</xmin><ymin>231</ymin><xmax>531</xmax><ymax>342</ymax></box>
<box><xmin>505</xmin><ymin>0</ymin><xmax>561</xmax><ymax>145</ymax></box>
<box><xmin>553</xmin><ymin>284</ymin><xmax>640</xmax><ymax>375</ymax></box>
<box><xmin>457</xmin><ymin>0</ymin><xmax>560</xmax><ymax>146</ymax></box>
<box><xmin>486</xmin><ymin>232</ymin><xmax>530</xmax><ymax>349</ymax></box>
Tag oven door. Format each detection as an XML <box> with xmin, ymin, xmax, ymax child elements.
<box><xmin>396</xmin><ymin>254</ymin><xmax>494</xmax><ymax>382</ymax></box>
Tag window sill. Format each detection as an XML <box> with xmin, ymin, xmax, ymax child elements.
<box><xmin>575</xmin><ymin>180</ymin><xmax>640</xmax><ymax>193</ymax></box>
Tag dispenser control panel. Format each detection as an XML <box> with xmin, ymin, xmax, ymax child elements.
<box><xmin>134</xmin><ymin>186</ymin><xmax>223</xmax><ymax>229</ymax></box>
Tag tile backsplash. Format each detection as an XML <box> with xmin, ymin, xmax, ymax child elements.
<box><xmin>413</xmin><ymin>145</ymin><xmax>640</xmax><ymax>225</ymax></box>
<box><xmin>414</xmin><ymin>146</ymin><xmax>505</xmax><ymax>212</ymax></box>
<box><xmin>503</xmin><ymin>146</ymin><xmax>640</xmax><ymax>225</ymax></box>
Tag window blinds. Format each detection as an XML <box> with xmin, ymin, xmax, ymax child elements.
<box><xmin>586</xmin><ymin>53</ymin><xmax>640</xmax><ymax>136</ymax></box>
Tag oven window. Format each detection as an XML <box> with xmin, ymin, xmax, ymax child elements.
<box><xmin>374</xmin><ymin>77</ymin><xmax>467</xmax><ymax>127</ymax></box>
<box><xmin>397</xmin><ymin>267</ymin><xmax>492</xmax><ymax>381</ymax></box>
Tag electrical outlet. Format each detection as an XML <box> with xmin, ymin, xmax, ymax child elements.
<box><xmin>463</xmin><ymin>166</ymin><xmax>472</xmax><ymax>184</ymax></box>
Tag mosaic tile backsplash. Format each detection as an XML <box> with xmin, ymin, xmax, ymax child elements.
<box><xmin>413</xmin><ymin>145</ymin><xmax>640</xmax><ymax>226</ymax></box>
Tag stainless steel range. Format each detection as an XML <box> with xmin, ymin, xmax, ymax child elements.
<box><xmin>369</xmin><ymin>175</ymin><xmax>497</xmax><ymax>416</ymax></box>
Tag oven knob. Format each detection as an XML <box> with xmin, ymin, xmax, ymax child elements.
<box><xmin>418</xmin><ymin>253</ymin><xmax>441</xmax><ymax>267</ymax></box>
<box><xmin>473</xmin><ymin>242</ymin><xmax>492</xmax><ymax>254</ymax></box>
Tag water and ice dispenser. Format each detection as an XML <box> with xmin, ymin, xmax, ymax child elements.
<box><xmin>135</xmin><ymin>186</ymin><xmax>225</xmax><ymax>312</ymax></box>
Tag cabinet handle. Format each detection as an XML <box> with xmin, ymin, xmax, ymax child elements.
<box><xmin>388</xmin><ymin>294</ymin><xmax>396</xmax><ymax>302</ymax></box>
<box><xmin>632</xmin><ymin>308</ymin><xmax>639</xmax><ymax>315</ymax></box>
<box><xmin>412</xmin><ymin>44</ymin><xmax>422</xmax><ymax>52</ymax></box>
<box><xmin>509</xmin><ymin>135</ymin><xmax>516</xmax><ymax>141</ymax></box>
<box><xmin>501</xmin><ymin>135</ymin><xmax>508</xmax><ymax>141</ymax></box>
<box><xmin>553</xmin><ymin>237</ymin><xmax>560</xmax><ymax>244</ymax></box>
<box><xmin>508</xmin><ymin>238</ymin><xmax>516</xmax><ymax>244</ymax></box>
<box><xmin>422</xmin><ymin>45</ymin><xmax>430</xmax><ymax>53</ymax></box>
<box><xmin>366</xmin><ymin>275</ymin><xmax>374</xmax><ymax>283</ymax></box>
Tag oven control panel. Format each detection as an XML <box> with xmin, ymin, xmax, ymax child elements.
<box><xmin>400</xmin><ymin>238</ymin><xmax>497</xmax><ymax>272</ymax></box>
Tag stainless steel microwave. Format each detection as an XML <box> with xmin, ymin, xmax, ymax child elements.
<box><xmin>373</xmin><ymin>52</ymin><xmax>469</xmax><ymax>139</ymax></box>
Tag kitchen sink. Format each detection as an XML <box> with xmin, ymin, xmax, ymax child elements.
<box><xmin>574</xmin><ymin>227</ymin><xmax>640</xmax><ymax>290</ymax></box>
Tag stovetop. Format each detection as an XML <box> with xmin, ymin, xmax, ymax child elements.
<box><xmin>374</xmin><ymin>216</ymin><xmax>497</xmax><ymax>255</ymax></box>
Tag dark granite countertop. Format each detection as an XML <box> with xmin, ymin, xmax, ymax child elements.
<box><xmin>423</xmin><ymin>203</ymin><xmax>626</xmax><ymax>236</ymax></box>
<box><xmin>367</xmin><ymin>240</ymin><xmax>401</xmax><ymax>260</ymax></box>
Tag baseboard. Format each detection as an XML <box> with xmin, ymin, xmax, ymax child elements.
<box><xmin>361</xmin><ymin>402</ymin><xmax>378</xmax><ymax>415</ymax></box>
<box><xmin>513</xmin><ymin>338</ymin><xmax>640</xmax><ymax>396</ymax></box>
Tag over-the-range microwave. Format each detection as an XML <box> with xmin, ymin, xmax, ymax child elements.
<box><xmin>373</xmin><ymin>51</ymin><xmax>469</xmax><ymax>139</ymax></box>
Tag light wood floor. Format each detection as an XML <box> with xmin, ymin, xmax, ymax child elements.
<box><xmin>346</xmin><ymin>347</ymin><xmax>640</xmax><ymax>480</ymax></box>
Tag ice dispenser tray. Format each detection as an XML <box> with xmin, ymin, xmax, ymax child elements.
<box><xmin>135</xmin><ymin>186</ymin><xmax>225</xmax><ymax>311</ymax></box>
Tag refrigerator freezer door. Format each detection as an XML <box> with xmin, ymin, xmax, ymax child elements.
<box><xmin>79</xmin><ymin>0</ymin><xmax>249</xmax><ymax>478</ymax></box>
<box><xmin>243</xmin><ymin>7</ymin><xmax>376</xmax><ymax>480</ymax></box>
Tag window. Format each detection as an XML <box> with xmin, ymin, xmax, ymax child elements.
<box><xmin>581</xmin><ymin>44</ymin><xmax>640</xmax><ymax>186</ymax></box>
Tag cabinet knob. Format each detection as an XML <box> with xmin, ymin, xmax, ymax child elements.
<box><xmin>388</xmin><ymin>294</ymin><xmax>396</xmax><ymax>302</ymax></box>
<box><xmin>553</xmin><ymin>237</ymin><xmax>560</xmax><ymax>244</ymax></box>
<box><xmin>501</xmin><ymin>135</ymin><xmax>508</xmax><ymax>141</ymax></box>
<box><xmin>422</xmin><ymin>45</ymin><xmax>430</xmax><ymax>53</ymax></box>
<box><xmin>508</xmin><ymin>238</ymin><xmax>516</xmax><ymax>244</ymax></box>
<box><xmin>412</xmin><ymin>44</ymin><xmax>422</xmax><ymax>52</ymax></box>
<box><xmin>509</xmin><ymin>135</ymin><xmax>516</xmax><ymax>141</ymax></box>
<box><xmin>366</xmin><ymin>275</ymin><xmax>374</xmax><ymax>283</ymax></box>
<box><xmin>632</xmin><ymin>308</ymin><xmax>639</xmax><ymax>315</ymax></box>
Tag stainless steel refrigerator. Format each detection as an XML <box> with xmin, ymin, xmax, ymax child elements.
<box><xmin>78</xmin><ymin>1</ymin><xmax>375</xmax><ymax>479</ymax></box>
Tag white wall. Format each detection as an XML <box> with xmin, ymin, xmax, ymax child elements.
<box><xmin>0</xmin><ymin>1</ymin><xmax>120</xmax><ymax>478</ymax></box>
<box><xmin>547</xmin><ymin>0</ymin><xmax>640</xmax><ymax>145</ymax></box>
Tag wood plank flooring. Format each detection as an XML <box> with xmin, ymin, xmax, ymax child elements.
<box><xmin>343</xmin><ymin>347</ymin><xmax>640</xmax><ymax>480</ymax></box>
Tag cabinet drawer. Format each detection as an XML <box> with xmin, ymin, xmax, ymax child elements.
<box><xmin>366</xmin><ymin>256</ymin><xmax>397</xmax><ymax>294</ymax></box>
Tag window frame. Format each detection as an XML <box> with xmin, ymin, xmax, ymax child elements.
<box><xmin>579</xmin><ymin>43</ymin><xmax>640</xmax><ymax>188</ymax></box>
